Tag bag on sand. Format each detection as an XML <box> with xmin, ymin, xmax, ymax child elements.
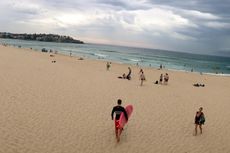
<box><xmin>199</xmin><ymin>115</ymin><xmax>205</xmax><ymax>124</ymax></box>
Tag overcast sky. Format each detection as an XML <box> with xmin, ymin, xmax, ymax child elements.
<box><xmin>0</xmin><ymin>0</ymin><xmax>230</xmax><ymax>55</ymax></box>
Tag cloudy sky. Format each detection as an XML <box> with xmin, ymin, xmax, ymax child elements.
<box><xmin>0</xmin><ymin>0</ymin><xmax>230</xmax><ymax>55</ymax></box>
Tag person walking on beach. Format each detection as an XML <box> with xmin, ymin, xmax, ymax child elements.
<box><xmin>139</xmin><ymin>71</ymin><xmax>146</xmax><ymax>86</ymax></box>
<box><xmin>194</xmin><ymin>107</ymin><xmax>205</xmax><ymax>136</ymax></box>
<box><xmin>160</xmin><ymin>64</ymin><xmax>163</xmax><ymax>69</ymax></box>
<box><xmin>126</xmin><ymin>67</ymin><xmax>132</xmax><ymax>80</ymax></box>
<box><xmin>111</xmin><ymin>99</ymin><xmax>128</xmax><ymax>142</ymax></box>
<box><xmin>106</xmin><ymin>62</ymin><xmax>111</xmax><ymax>71</ymax></box>
<box><xmin>164</xmin><ymin>73</ymin><xmax>169</xmax><ymax>84</ymax></box>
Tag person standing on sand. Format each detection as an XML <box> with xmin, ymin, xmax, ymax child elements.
<box><xmin>160</xmin><ymin>64</ymin><xmax>162</xmax><ymax>69</ymax></box>
<box><xmin>159</xmin><ymin>74</ymin><xmax>163</xmax><ymax>84</ymax></box>
<box><xmin>111</xmin><ymin>99</ymin><xmax>128</xmax><ymax>142</ymax></box>
<box><xmin>70</xmin><ymin>51</ymin><xmax>72</xmax><ymax>57</ymax></box>
<box><xmin>164</xmin><ymin>73</ymin><xmax>169</xmax><ymax>84</ymax></box>
<box><xmin>126</xmin><ymin>67</ymin><xmax>132</xmax><ymax>80</ymax></box>
<box><xmin>194</xmin><ymin>107</ymin><xmax>205</xmax><ymax>136</ymax></box>
<box><xmin>139</xmin><ymin>71</ymin><xmax>146</xmax><ymax>86</ymax></box>
<box><xmin>106</xmin><ymin>62</ymin><xmax>111</xmax><ymax>71</ymax></box>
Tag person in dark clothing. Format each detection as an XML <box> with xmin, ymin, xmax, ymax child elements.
<box><xmin>111</xmin><ymin>99</ymin><xmax>128</xmax><ymax>142</ymax></box>
<box><xmin>126</xmin><ymin>67</ymin><xmax>132</xmax><ymax>80</ymax></box>
<box><xmin>106</xmin><ymin>62</ymin><xmax>111</xmax><ymax>71</ymax></box>
<box><xmin>194</xmin><ymin>107</ymin><xmax>205</xmax><ymax>136</ymax></box>
<box><xmin>159</xmin><ymin>74</ymin><xmax>163</xmax><ymax>84</ymax></box>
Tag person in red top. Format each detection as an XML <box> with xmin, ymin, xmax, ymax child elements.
<box><xmin>111</xmin><ymin>99</ymin><xmax>128</xmax><ymax>142</ymax></box>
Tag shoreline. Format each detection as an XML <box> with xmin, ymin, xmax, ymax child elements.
<box><xmin>1</xmin><ymin>38</ymin><xmax>230</xmax><ymax>75</ymax></box>
<box><xmin>2</xmin><ymin>43</ymin><xmax>229</xmax><ymax>77</ymax></box>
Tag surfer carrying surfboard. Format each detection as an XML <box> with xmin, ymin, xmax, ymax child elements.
<box><xmin>111</xmin><ymin>99</ymin><xmax>128</xmax><ymax>142</ymax></box>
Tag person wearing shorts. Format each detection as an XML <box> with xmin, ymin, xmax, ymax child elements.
<box><xmin>111</xmin><ymin>99</ymin><xmax>128</xmax><ymax>142</ymax></box>
<box><xmin>194</xmin><ymin>107</ymin><xmax>205</xmax><ymax>136</ymax></box>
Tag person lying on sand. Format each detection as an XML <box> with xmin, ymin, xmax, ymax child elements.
<box><xmin>118</xmin><ymin>73</ymin><xmax>126</xmax><ymax>79</ymax></box>
<box><xmin>193</xmin><ymin>83</ymin><xmax>205</xmax><ymax>87</ymax></box>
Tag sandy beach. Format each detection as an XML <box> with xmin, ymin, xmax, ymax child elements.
<box><xmin>0</xmin><ymin>45</ymin><xmax>230</xmax><ymax>153</ymax></box>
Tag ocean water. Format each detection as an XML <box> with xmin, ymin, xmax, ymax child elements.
<box><xmin>1</xmin><ymin>38</ymin><xmax>230</xmax><ymax>75</ymax></box>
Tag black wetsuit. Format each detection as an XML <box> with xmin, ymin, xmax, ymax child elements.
<box><xmin>126</xmin><ymin>69</ymin><xmax>131</xmax><ymax>80</ymax></box>
<box><xmin>111</xmin><ymin>105</ymin><xmax>128</xmax><ymax>121</ymax></box>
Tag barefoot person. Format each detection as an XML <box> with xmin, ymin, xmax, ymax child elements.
<box><xmin>194</xmin><ymin>107</ymin><xmax>205</xmax><ymax>136</ymax></box>
<box><xmin>126</xmin><ymin>67</ymin><xmax>132</xmax><ymax>80</ymax></box>
<box><xmin>118</xmin><ymin>73</ymin><xmax>126</xmax><ymax>79</ymax></box>
<box><xmin>164</xmin><ymin>73</ymin><xmax>169</xmax><ymax>84</ymax></box>
<box><xmin>159</xmin><ymin>74</ymin><xmax>163</xmax><ymax>84</ymax></box>
<box><xmin>69</xmin><ymin>51</ymin><xmax>72</xmax><ymax>57</ymax></box>
<box><xmin>139</xmin><ymin>71</ymin><xmax>146</xmax><ymax>86</ymax></box>
<box><xmin>106</xmin><ymin>62</ymin><xmax>111</xmax><ymax>71</ymax></box>
<box><xmin>111</xmin><ymin>99</ymin><xmax>128</xmax><ymax>142</ymax></box>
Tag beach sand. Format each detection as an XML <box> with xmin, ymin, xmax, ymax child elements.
<box><xmin>0</xmin><ymin>45</ymin><xmax>230</xmax><ymax>153</ymax></box>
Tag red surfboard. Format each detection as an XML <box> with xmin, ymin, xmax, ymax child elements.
<box><xmin>118</xmin><ymin>105</ymin><xmax>133</xmax><ymax>129</ymax></box>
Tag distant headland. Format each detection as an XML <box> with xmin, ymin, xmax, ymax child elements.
<box><xmin>0</xmin><ymin>32</ymin><xmax>84</xmax><ymax>44</ymax></box>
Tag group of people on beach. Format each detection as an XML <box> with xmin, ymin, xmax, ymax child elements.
<box><xmin>117</xmin><ymin>67</ymin><xmax>132</xmax><ymax>80</ymax></box>
<box><xmin>111</xmin><ymin>99</ymin><xmax>205</xmax><ymax>142</ymax></box>
<box><xmin>117</xmin><ymin>67</ymin><xmax>145</xmax><ymax>86</ymax></box>
<box><xmin>108</xmin><ymin>63</ymin><xmax>205</xmax><ymax>142</ymax></box>
<box><xmin>115</xmin><ymin>64</ymin><xmax>170</xmax><ymax>86</ymax></box>
<box><xmin>193</xmin><ymin>83</ymin><xmax>205</xmax><ymax>87</ymax></box>
<box><xmin>155</xmin><ymin>73</ymin><xmax>169</xmax><ymax>85</ymax></box>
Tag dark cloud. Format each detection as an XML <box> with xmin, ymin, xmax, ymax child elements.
<box><xmin>0</xmin><ymin>0</ymin><xmax>229</xmax><ymax>55</ymax></box>
<box><xmin>144</xmin><ymin>0</ymin><xmax>230</xmax><ymax>54</ymax></box>
<box><xmin>147</xmin><ymin>0</ymin><xmax>230</xmax><ymax>15</ymax></box>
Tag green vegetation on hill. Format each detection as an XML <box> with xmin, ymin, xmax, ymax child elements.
<box><xmin>0</xmin><ymin>32</ymin><xmax>84</xmax><ymax>44</ymax></box>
